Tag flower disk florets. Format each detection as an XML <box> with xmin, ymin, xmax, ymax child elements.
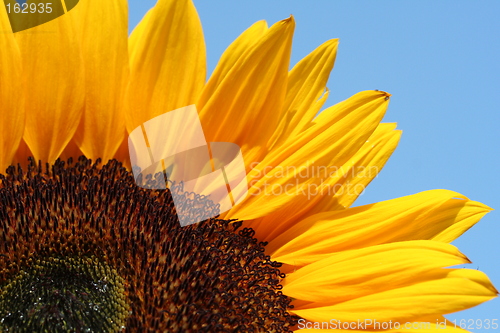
<box><xmin>0</xmin><ymin>157</ymin><xmax>296</xmax><ymax>332</ymax></box>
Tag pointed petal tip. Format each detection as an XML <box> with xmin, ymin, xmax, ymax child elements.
<box><xmin>380</xmin><ymin>90</ymin><xmax>392</xmax><ymax>98</ymax></box>
<box><xmin>463</xmin><ymin>253</ymin><xmax>472</xmax><ymax>264</ymax></box>
<box><xmin>330</xmin><ymin>38</ymin><xmax>340</xmax><ymax>45</ymax></box>
<box><xmin>433</xmin><ymin>190</ymin><xmax>494</xmax><ymax>212</ymax></box>
<box><xmin>446</xmin><ymin>192</ymin><xmax>493</xmax><ymax>212</ymax></box>
<box><xmin>481</xmin><ymin>203</ymin><xmax>494</xmax><ymax>212</ymax></box>
<box><xmin>281</xmin><ymin>15</ymin><xmax>295</xmax><ymax>25</ymax></box>
<box><xmin>323</xmin><ymin>38</ymin><xmax>340</xmax><ymax>52</ymax></box>
<box><xmin>368</xmin><ymin>90</ymin><xmax>392</xmax><ymax>101</ymax></box>
<box><xmin>358</xmin><ymin>89</ymin><xmax>392</xmax><ymax>101</ymax></box>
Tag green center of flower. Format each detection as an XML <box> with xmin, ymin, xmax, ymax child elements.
<box><xmin>0</xmin><ymin>157</ymin><xmax>297</xmax><ymax>332</ymax></box>
<box><xmin>0</xmin><ymin>256</ymin><xmax>128</xmax><ymax>333</ymax></box>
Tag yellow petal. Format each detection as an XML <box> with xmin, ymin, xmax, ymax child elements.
<box><xmin>198</xmin><ymin>20</ymin><xmax>268</xmax><ymax>106</ymax></box>
<box><xmin>15</xmin><ymin>11</ymin><xmax>84</xmax><ymax>164</ymax></box>
<box><xmin>72</xmin><ymin>0</ymin><xmax>129</xmax><ymax>161</ymax></box>
<box><xmin>198</xmin><ymin>17</ymin><xmax>295</xmax><ymax>167</ymax></box>
<box><xmin>0</xmin><ymin>4</ymin><xmax>23</xmax><ymax>171</ymax></box>
<box><xmin>276</xmin><ymin>39</ymin><xmax>338</xmax><ymax>144</ymax></box>
<box><xmin>126</xmin><ymin>0</ymin><xmax>206</xmax><ymax>133</ymax></box>
<box><xmin>267</xmin><ymin>190</ymin><xmax>491</xmax><ymax>267</ymax></box>
<box><xmin>283</xmin><ymin>241</ymin><xmax>470</xmax><ymax>304</ymax></box>
<box><xmin>249</xmin><ymin>122</ymin><xmax>400</xmax><ymax>241</ymax></box>
<box><xmin>271</xmin><ymin>88</ymin><xmax>330</xmax><ymax>148</ymax></box>
<box><xmin>263</xmin><ymin>91</ymin><xmax>391</xmax><ymax>182</ymax></box>
<box><xmin>308</xmin><ymin>122</ymin><xmax>401</xmax><ymax>214</ymax></box>
<box><xmin>12</xmin><ymin>139</ymin><xmax>32</xmax><ymax>169</ymax></box>
<box><xmin>227</xmin><ymin>90</ymin><xmax>389</xmax><ymax>221</ymax></box>
<box><xmin>291</xmin><ymin>268</ymin><xmax>497</xmax><ymax>325</ymax></box>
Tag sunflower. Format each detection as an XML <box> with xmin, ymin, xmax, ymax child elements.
<box><xmin>0</xmin><ymin>0</ymin><xmax>497</xmax><ymax>332</ymax></box>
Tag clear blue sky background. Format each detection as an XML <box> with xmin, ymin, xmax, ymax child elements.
<box><xmin>128</xmin><ymin>1</ymin><xmax>500</xmax><ymax>329</ymax></box>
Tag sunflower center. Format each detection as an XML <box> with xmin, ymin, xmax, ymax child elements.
<box><xmin>0</xmin><ymin>256</ymin><xmax>128</xmax><ymax>333</ymax></box>
<box><xmin>0</xmin><ymin>157</ymin><xmax>297</xmax><ymax>332</ymax></box>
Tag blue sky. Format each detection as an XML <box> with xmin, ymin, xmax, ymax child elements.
<box><xmin>128</xmin><ymin>1</ymin><xmax>500</xmax><ymax>329</ymax></box>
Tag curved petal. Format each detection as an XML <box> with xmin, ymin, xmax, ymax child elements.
<box><xmin>273</xmin><ymin>88</ymin><xmax>329</xmax><ymax>146</ymax></box>
<box><xmin>275</xmin><ymin>39</ymin><xmax>338</xmax><ymax>145</ymax></box>
<box><xmin>291</xmin><ymin>268</ymin><xmax>497</xmax><ymax>325</ymax></box>
<box><xmin>0</xmin><ymin>4</ymin><xmax>23</xmax><ymax>172</ymax></box>
<box><xmin>227</xmin><ymin>90</ymin><xmax>389</xmax><ymax>221</ymax></box>
<box><xmin>72</xmin><ymin>0</ymin><xmax>129</xmax><ymax>161</ymax></box>
<box><xmin>15</xmin><ymin>9</ymin><xmax>84</xmax><ymax>164</ymax></box>
<box><xmin>282</xmin><ymin>241</ymin><xmax>470</xmax><ymax>304</ymax></box>
<box><xmin>313</xmin><ymin>123</ymin><xmax>401</xmax><ymax>211</ymax></box>
<box><xmin>198</xmin><ymin>17</ymin><xmax>295</xmax><ymax>167</ymax></box>
<box><xmin>198</xmin><ymin>20</ymin><xmax>268</xmax><ymax>106</ymax></box>
<box><xmin>266</xmin><ymin>190</ymin><xmax>492</xmax><ymax>267</ymax></box>
<box><xmin>126</xmin><ymin>0</ymin><xmax>206</xmax><ymax>133</ymax></box>
<box><xmin>289</xmin><ymin>123</ymin><xmax>401</xmax><ymax>219</ymax></box>
<box><xmin>248</xmin><ymin>122</ymin><xmax>401</xmax><ymax>241</ymax></box>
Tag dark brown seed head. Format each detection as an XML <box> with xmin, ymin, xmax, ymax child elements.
<box><xmin>0</xmin><ymin>157</ymin><xmax>297</xmax><ymax>332</ymax></box>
